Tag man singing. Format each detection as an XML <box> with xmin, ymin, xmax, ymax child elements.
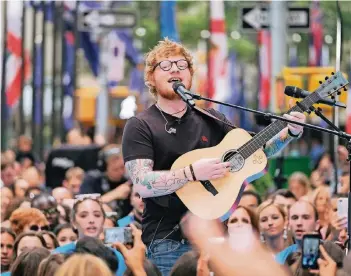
<box><xmin>122</xmin><ymin>38</ymin><xmax>306</xmax><ymax>275</ymax></box>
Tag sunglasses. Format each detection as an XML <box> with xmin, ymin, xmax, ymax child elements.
<box><xmin>74</xmin><ymin>193</ymin><xmax>101</xmax><ymax>204</ymax></box>
<box><xmin>43</xmin><ymin>207</ymin><xmax>58</xmax><ymax>215</ymax></box>
<box><xmin>29</xmin><ymin>225</ymin><xmax>50</xmax><ymax>232</ymax></box>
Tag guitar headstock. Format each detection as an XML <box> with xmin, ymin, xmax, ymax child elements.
<box><xmin>315</xmin><ymin>71</ymin><xmax>349</xmax><ymax>100</ymax></box>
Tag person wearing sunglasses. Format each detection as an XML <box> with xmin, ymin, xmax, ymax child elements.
<box><xmin>31</xmin><ymin>193</ymin><xmax>60</xmax><ymax>231</ymax></box>
<box><xmin>53</xmin><ymin>194</ymin><xmax>127</xmax><ymax>276</ymax></box>
<box><xmin>9</xmin><ymin>207</ymin><xmax>49</xmax><ymax>235</ymax></box>
<box><xmin>122</xmin><ymin>38</ymin><xmax>306</xmax><ymax>275</ymax></box>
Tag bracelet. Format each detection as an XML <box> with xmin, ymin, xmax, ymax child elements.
<box><xmin>288</xmin><ymin>128</ymin><xmax>301</xmax><ymax>138</ymax></box>
<box><xmin>189</xmin><ymin>164</ymin><xmax>197</xmax><ymax>181</ymax></box>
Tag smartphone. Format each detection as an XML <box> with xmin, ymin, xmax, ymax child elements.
<box><xmin>104</xmin><ymin>227</ymin><xmax>133</xmax><ymax>245</ymax></box>
<box><xmin>302</xmin><ymin>234</ymin><xmax>320</xmax><ymax>270</ymax></box>
<box><xmin>337</xmin><ymin>198</ymin><xmax>348</xmax><ymax>221</ymax></box>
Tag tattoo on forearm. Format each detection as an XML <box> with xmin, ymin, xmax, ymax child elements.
<box><xmin>125</xmin><ymin>159</ymin><xmax>188</xmax><ymax>198</ymax></box>
<box><xmin>264</xmin><ymin>129</ymin><xmax>294</xmax><ymax>158</ymax></box>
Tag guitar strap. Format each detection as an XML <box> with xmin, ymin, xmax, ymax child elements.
<box><xmin>193</xmin><ymin>105</ymin><xmax>237</xmax><ymax>129</ymax></box>
<box><xmin>193</xmin><ymin>105</ymin><xmax>257</xmax><ymax>137</ymax></box>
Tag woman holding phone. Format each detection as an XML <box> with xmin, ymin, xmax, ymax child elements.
<box><xmin>53</xmin><ymin>194</ymin><xmax>127</xmax><ymax>276</ymax></box>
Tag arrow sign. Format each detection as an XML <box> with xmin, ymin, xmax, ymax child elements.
<box><xmin>78</xmin><ymin>9</ymin><xmax>137</xmax><ymax>31</ymax></box>
<box><xmin>240</xmin><ymin>6</ymin><xmax>310</xmax><ymax>31</ymax></box>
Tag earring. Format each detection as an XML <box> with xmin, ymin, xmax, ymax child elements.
<box><xmin>283</xmin><ymin>227</ymin><xmax>288</xmax><ymax>240</ymax></box>
<box><xmin>260</xmin><ymin>232</ymin><xmax>265</xmax><ymax>243</ymax></box>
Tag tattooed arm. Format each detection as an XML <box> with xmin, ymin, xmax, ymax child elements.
<box><xmin>125</xmin><ymin>159</ymin><xmax>190</xmax><ymax>198</ymax></box>
<box><xmin>263</xmin><ymin>128</ymin><xmax>295</xmax><ymax>158</ymax></box>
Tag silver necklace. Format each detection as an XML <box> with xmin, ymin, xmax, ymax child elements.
<box><xmin>155</xmin><ymin>104</ymin><xmax>180</xmax><ymax>134</ymax></box>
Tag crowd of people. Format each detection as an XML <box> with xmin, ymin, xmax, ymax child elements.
<box><xmin>1</xmin><ymin>38</ymin><xmax>351</xmax><ymax>276</ymax></box>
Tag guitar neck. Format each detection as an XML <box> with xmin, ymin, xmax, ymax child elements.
<box><xmin>238</xmin><ymin>93</ymin><xmax>321</xmax><ymax>159</ymax></box>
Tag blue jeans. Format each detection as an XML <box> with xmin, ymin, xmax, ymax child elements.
<box><xmin>147</xmin><ymin>239</ymin><xmax>192</xmax><ymax>276</ymax></box>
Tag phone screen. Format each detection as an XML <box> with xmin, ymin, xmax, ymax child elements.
<box><xmin>337</xmin><ymin>198</ymin><xmax>348</xmax><ymax>221</ymax></box>
<box><xmin>302</xmin><ymin>235</ymin><xmax>320</xmax><ymax>269</ymax></box>
<box><xmin>104</xmin><ymin>227</ymin><xmax>133</xmax><ymax>245</ymax></box>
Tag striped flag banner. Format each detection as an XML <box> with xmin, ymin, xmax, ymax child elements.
<box><xmin>258</xmin><ymin>30</ymin><xmax>271</xmax><ymax>110</ymax></box>
<box><xmin>308</xmin><ymin>0</ymin><xmax>323</xmax><ymax>66</ymax></box>
<box><xmin>5</xmin><ymin>1</ymin><xmax>31</xmax><ymax>108</ymax></box>
<box><xmin>208</xmin><ymin>0</ymin><xmax>228</xmax><ymax>105</ymax></box>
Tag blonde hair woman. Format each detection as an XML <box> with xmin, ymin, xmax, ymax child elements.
<box><xmin>257</xmin><ymin>200</ymin><xmax>292</xmax><ymax>255</ymax></box>
<box><xmin>310</xmin><ymin>186</ymin><xmax>332</xmax><ymax>239</ymax></box>
<box><xmin>54</xmin><ymin>254</ymin><xmax>113</xmax><ymax>276</ymax></box>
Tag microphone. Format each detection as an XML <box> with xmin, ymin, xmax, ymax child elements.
<box><xmin>284</xmin><ymin>86</ymin><xmax>346</xmax><ymax>108</ymax></box>
<box><xmin>172</xmin><ymin>82</ymin><xmax>197</xmax><ymax>107</ymax></box>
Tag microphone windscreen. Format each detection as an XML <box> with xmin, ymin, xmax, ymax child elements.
<box><xmin>284</xmin><ymin>86</ymin><xmax>297</xmax><ymax>96</ymax></box>
<box><xmin>172</xmin><ymin>81</ymin><xmax>185</xmax><ymax>91</ymax></box>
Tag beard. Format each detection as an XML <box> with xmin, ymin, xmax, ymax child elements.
<box><xmin>157</xmin><ymin>88</ymin><xmax>180</xmax><ymax>100</ymax></box>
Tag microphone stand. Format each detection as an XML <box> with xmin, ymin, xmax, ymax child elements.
<box><xmin>183</xmin><ymin>91</ymin><xmax>351</xmax><ymax>251</ymax></box>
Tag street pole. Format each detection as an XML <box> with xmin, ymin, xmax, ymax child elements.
<box><xmin>333</xmin><ymin>0</ymin><xmax>343</xmax><ymax>194</ymax></box>
<box><xmin>270</xmin><ymin>1</ymin><xmax>287</xmax><ymax>113</ymax></box>
<box><xmin>95</xmin><ymin>33</ymin><xmax>109</xmax><ymax>141</ymax></box>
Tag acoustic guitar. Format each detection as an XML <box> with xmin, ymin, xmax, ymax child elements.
<box><xmin>171</xmin><ymin>72</ymin><xmax>348</xmax><ymax>220</ymax></box>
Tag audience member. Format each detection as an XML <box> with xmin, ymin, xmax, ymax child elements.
<box><xmin>0</xmin><ymin>227</ymin><xmax>16</xmax><ymax>272</ymax></box>
<box><xmin>41</xmin><ymin>231</ymin><xmax>59</xmax><ymax>250</ymax></box>
<box><xmin>31</xmin><ymin>193</ymin><xmax>60</xmax><ymax>231</ymax></box>
<box><xmin>9</xmin><ymin>208</ymin><xmax>49</xmax><ymax>235</ymax></box>
<box><xmin>62</xmin><ymin>167</ymin><xmax>85</xmax><ymax>196</ymax></box>
<box><xmin>10</xmin><ymin>247</ymin><xmax>50</xmax><ymax>276</ymax></box>
<box><xmin>288</xmin><ymin>172</ymin><xmax>311</xmax><ymax>200</ymax></box>
<box><xmin>37</xmin><ymin>254</ymin><xmax>66</xmax><ymax>276</ymax></box>
<box><xmin>257</xmin><ymin>200</ymin><xmax>290</xmax><ymax>254</ymax></box>
<box><xmin>12</xmin><ymin>231</ymin><xmax>47</xmax><ymax>260</ymax></box>
<box><xmin>55</xmin><ymin>254</ymin><xmax>114</xmax><ymax>276</ymax></box>
<box><xmin>53</xmin><ymin>224</ymin><xmax>78</xmax><ymax>247</ymax></box>
<box><xmin>238</xmin><ymin>190</ymin><xmax>262</xmax><ymax>210</ymax></box>
<box><xmin>52</xmin><ymin>187</ymin><xmax>73</xmax><ymax>205</ymax></box>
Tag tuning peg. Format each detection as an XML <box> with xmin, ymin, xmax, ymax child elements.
<box><xmin>319</xmin><ymin>81</ymin><xmax>323</xmax><ymax>84</ymax></box>
<box><xmin>331</xmin><ymin>72</ymin><xmax>335</xmax><ymax>75</ymax></box>
<box><xmin>337</xmin><ymin>91</ymin><xmax>341</xmax><ymax>95</ymax></box>
<box><xmin>331</xmin><ymin>96</ymin><xmax>335</xmax><ymax>100</ymax></box>
<box><xmin>325</xmin><ymin>76</ymin><xmax>329</xmax><ymax>80</ymax></box>
<box><xmin>344</xmin><ymin>87</ymin><xmax>348</xmax><ymax>91</ymax></box>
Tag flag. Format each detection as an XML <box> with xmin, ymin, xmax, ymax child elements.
<box><xmin>309</xmin><ymin>0</ymin><xmax>323</xmax><ymax>66</ymax></box>
<box><xmin>258</xmin><ymin>30</ymin><xmax>271</xmax><ymax>110</ymax></box>
<box><xmin>5</xmin><ymin>1</ymin><xmax>30</xmax><ymax>108</ymax></box>
<box><xmin>160</xmin><ymin>0</ymin><xmax>180</xmax><ymax>42</ymax></box>
<box><xmin>208</xmin><ymin>0</ymin><xmax>228</xmax><ymax>105</ymax></box>
<box><xmin>62</xmin><ymin>31</ymin><xmax>75</xmax><ymax>131</ymax></box>
<box><xmin>218</xmin><ymin>51</ymin><xmax>240</xmax><ymax>122</ymax></box>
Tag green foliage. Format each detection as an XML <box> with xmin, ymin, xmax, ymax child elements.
<box><xmin>134</xmin><ymin>1</ymin><xmax>351</xmax><ymax>65</ymax></box>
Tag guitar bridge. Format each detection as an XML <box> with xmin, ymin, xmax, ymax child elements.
<box><xmin>200</xmin><ymin>180</ymin><xmax>218</xmax><ymax>196</ymax></box>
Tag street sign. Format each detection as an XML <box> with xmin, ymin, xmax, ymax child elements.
<box><xmin>78</xmin><ymin>9</ymin><xmax>137</xmax><ymax>31</ymax></box>
<box><xmin>240</xmin><ymin>6</ymin><xmax>310</xmax><ymax>31</ymax></box>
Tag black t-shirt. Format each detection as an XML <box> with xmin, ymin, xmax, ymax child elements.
<box><xmin>79</xmin><ymin>170</ymin><xmax>132</xmax><ymax>217</ymax></box>
<box><xmin>122</xmin><ymin>104</ymin><xmax>236</xmax><ymax>245</ymax></box>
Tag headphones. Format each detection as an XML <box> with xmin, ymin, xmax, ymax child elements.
<box><xmin>97</xmin><ymin>147</ymin><xmax>121</xmax><ymax>172</ymax></box>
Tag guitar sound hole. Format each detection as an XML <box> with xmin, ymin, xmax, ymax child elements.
<box><xmin>222</xmin><ymin>150</ymin><xmax>245</xmax><ymax>172</ymax></box>
<box><xmin>223</xmin><ymin>150</ymin><xmax>237</xmax><ymax>162</ymax></box>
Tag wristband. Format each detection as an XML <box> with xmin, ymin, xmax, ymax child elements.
<box><xmin>183</xmin><ymin>168</ymin><xmax>188</xmax><ymax>180</ymax></box>
<box><xmin>189</xmin><ymin>164</ymin><xmax>197</xmax><ymax>181</ymax></box>
<box><xmin>288</xmin><ymin>128</ymin><xmax>302</xmax><ymax>138</ymax></box>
